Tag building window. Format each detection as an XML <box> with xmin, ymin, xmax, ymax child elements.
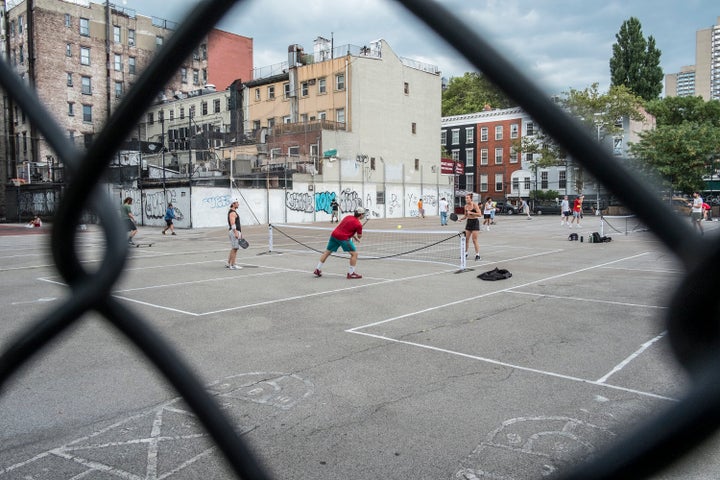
<box><xmin>19</xmin><ymin>45</ymin><xmax>24</xmax><ymax>64</ymax></box>
<box><xmin>68</xmin><ymin>102</ymin><xmax>74</xmax><ymax>116</ymax></box>
<box><xmin>201</xmin><ymin>101</ymin><xmax>208</xmax><ymax>115</ymax></box>
<box><xmin>411</xmin><ymin>122</ymin><xmax>416</xmax><ymax>134</ymax></box>
<box><xmin>213</xmin><ymin>99</ymin><xmax>221</xmax><ymax>113</ymax></box>
<box><xmin>203</xmin><ymin>69</ymin><xmax>208</xmax><ymax>84</ymax></box>
<box><xmin>128</xmin><ymin>57</ymin><xmax>136</xmax><ymax>75</ymax></box>
<box><xmin>336</xmin><ymin>108</ymin><xmax>345</xmax><ymax>124</ymax></box>
<box><xmin>540</xmin><ymin>171</ymin><xmax>548</xmax><ymax>189</ymax></box>
<box><xmin>495</xmin><ymin>147</ymin><xmax>503</xmax><ymax>164</ymax></box>
<box><xmin>128</xmin><ymin>29</ymin><xmax>135</xmax><ymax>46</ymax></box>
<box><xmin>559</xmin><ymin>170</ymin><xmax>567</xmax><ymax>189</ymax></box>
<box><xmin>114</xmin><ymin>54</ymin><xmax>122</xmax><ymax>71</ymax></box>
<box><xmin>495</xmin><ymin>174</ymin><xmax>503</xmax><ymax>192</ymax></box>
<box><xmin>180</xmin><ymin>67</ymin><xmax>187</xmax><ymax>84</ymax></box>
<box><xmin>512</xmin><ymin>178</ymin><xmax>520</xmax><ymax>193</ymax></box>
<box><xmin>179</xmin><ymin>107</ymin><xmax>185</xmax><ymax>119</ymax></box>
<box><xmin>480</xmin><ymin>148</ymin><xmax>488</xmax><ymax>165</ymax></box>
<box><xmin>156</xmin><ymin>36</ymin><xmax>164</xmax><ymax>49</ymax></box>
<box><xmin>64</xmin><ymin>14</ymin><xmax>71</xmax><ymax>28</ymax></box>
<box><xmin>268</xmin><ymin>85</ymin><xmax>275</xmax><ymax>99</ymax></box>
<box><xmin>283</xmin><ymin>82</ymin><xmax>291</xmax><ymax>99</ymax></box>
<box><xmin>524</xmin><ymin>177</ymin><xmax>531</xmax><ymax>190</ymax></box>
<box><xmin>301</xmin><ymin>81</ymin><xmax>309</xmax><ymax>97</ymax></box>
<box><xmin>288</xmin><ymin>146</ymin><xmax>300</xmax><ymax>157</ymax></box>
<box><xmin>526</xmin><ymin>122</ymin><xmax>535</xmax><ymax>136</ymax></box>
<box><xmin>82</xmin><ymin>104</ymin><xmax>92</xmax><ymax>122</ymax></box>
<box><xmin>336</xmin><ymin>74</ymin><xmax>345</xmax><ymax>91</ymax></box>
<box><xmin>113</xmin><ymin>25</ymin><xmax>121</xmax><ymax>43</ymax></box>
<box><xmin>510</xmin><ymin>123</ymin><xmax>519</xmax><ymax>139</ymax></box>
<box><xmin>66</xmin><ymin>44</ymin><xmax>72</xmax><ymax>57</ymax></box>
<box><xmin>193</xmin><ymin>69</ymin><xmax>199</xmax><ymax>85</ymax></box>
<box><xmin>18</xmin><ymin>15</ymin><xmax>23</xmax><ymax>34</ymax></box>
<box><xmin>253</xmin><ymin>120</ymin><xmax>260</xmax><ymax>131</ymax></box>
<box><xmin>80</xmin><ymin>47</ymin><xmax>90</xmax><ymax>66</ymax></box>
<box><xmin>81</xmin><ymin>76</ymin><xmax>92</xmax><ymax>95</ymax></box>
<box><xmin>318</xmin><ymin>111</ymin><xmax>326</xmax><ymax>120</ymax></box>
<box><xmin>404</xmin><ymin>82</ymin><xmax>409</xmax><ymax>94</ymax></box>
<box><xmin>451</xmin><ymin>129</ymin><xmax>460</xmax><ymax>145</ymax></box>
<box><xmin>147</xmin><ymin>112</ymin><xmax>154</xmax><ymax>125</ymax></box>
<box><xmin>510</xmin><ymin>146</ymin><xmax>519</xmax><ymax>163</ymax></box>
<box><xmin>66</xmin><ymin>73</ymin><xmax>73</xmax><ymax>87</ymax></box>
<box><xmin>414</xmin><ymin>158</ymin><xmax>420</xmax><ymax>171</ymax></box>
<box><xmin>526</xmin><ymin>152</ymin><xmax>534</xmax><ymax>162</ymax></box>
<box><xmin>465</xmin><ymin>148</ymin><xmax>474</xmax><ymax>167</ymax></box>
<box><xmin>451</xmin><ymin>149</ymin><xmax>459</xmax><ymax>161</ymax></box>
<box><xmin>114</xmin><ymin>81</ymin><xmax>123</xmax><ymax>98</ymax></box>
<box><xmin>318</xmin><ymin>77</ymin><xmax>327</xmax><ymax>94</ymax></box>
<box><xmin>79</xmin><ymin>17</ymin><xmax>89</xmax><ymax>36</ymax></box>
<box><xmin>495</xmin><ymin>125</ymin><xmax>503</xmax><ymax>140</ymax></box>
<box><xmin>465</xmin><ymin>127</ymin><xmax>474</xmax><ymax>143</ymax></box>
<box><xmin>441</xmin><ymin>130</ymin><xmax>447</xmax><ymax>145</ymax></box>
<box><xmin>479</xmin><ymin>174</ymin><xmax>488</xmax><ymax>192</ymax></box>
<box><xmin>480</xmin><ymin>127</ymin><xmax>488</xmax><ymax>142</ymax></box>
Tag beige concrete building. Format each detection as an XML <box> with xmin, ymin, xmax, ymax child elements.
<box><xmin>665</xmin><ymin>16</ymin><xmax>720</xmax><ymax>100</ymax></box>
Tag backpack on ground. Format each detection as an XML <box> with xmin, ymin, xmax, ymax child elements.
<box><xmin>568</xmin><ymin>233</ymin><xmax>578</xmax><ymax>241</ymax></box>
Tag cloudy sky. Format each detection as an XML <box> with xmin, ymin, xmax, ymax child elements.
<box><xmin>117</xmin><ymin>0</ymin><xmax>717</xmax><ymax>95</ymax></box>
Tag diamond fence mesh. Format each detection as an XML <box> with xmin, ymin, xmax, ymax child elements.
<box><xmin>1</xmin><ymin>1</ymin><xmax>717</xmax><ymax>479</ymax></box>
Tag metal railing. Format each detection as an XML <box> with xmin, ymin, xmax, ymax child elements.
<box><xmin>1</xmin><ymin>1</ymin><xmax>717</xmax><ymax>479</ymax></box>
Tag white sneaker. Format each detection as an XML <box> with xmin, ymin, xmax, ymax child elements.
<box><xmin>229</xmin><ymin>265</ymin><xmax>242</xmax><ymax>270</ymax></box>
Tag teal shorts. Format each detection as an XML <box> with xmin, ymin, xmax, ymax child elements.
<box><xmin>326</xmin><ymin>236</ymin><xmax>356</xmax><ymax>252</ymax></box>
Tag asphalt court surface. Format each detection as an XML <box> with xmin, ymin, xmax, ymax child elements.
<box><xmin>1</xmin><ymin>215</ymin><xmax>719</xmax><ymax>479</ymax></box>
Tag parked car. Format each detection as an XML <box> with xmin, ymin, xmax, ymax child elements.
<box><xmin>495</xmin><ymin>201</ymin><xmax>520</xmax><ymax>215</ymax></box>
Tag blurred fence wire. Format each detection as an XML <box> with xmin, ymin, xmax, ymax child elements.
<box><xmin>1</xmin><ymin>0</ymin><xmax>718</xmax><ymax>478</ymax></box>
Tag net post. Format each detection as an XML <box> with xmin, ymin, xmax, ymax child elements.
<box><xmin>600</xmin><ymin>215</ymin><xmax>605</xmax><ymax>237</ymax></box>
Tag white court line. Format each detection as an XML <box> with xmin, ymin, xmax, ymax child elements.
<box><xmin>348</xmin><ymin>252</ymin><xmax>652</xmax><ymax>331</ymax></box>
<box><xmin>348</xmin><ymin>330</ymin><xmax>676</xmax><ymax>402</ymax></box>
<box><xmin>509</xmin><ymin>291</ymin><xmax>668</xmax><ymax>310</ymax></box>
<box><xmin>596</xmin><ymin>332</ymin><xmax>667</xmax><ymax>384</ymax></box>
<box><xmin>346</xmin><ymin>251</ymin><xmax>677</xmax><ymax>401</ymax></box>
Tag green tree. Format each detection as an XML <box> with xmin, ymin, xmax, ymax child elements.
<box><xmin>441</xmin><ymin>72</ymin><xmax>516</xmax><ymax>116</ymax></box>
<box><xmin>518</xmin><ymin>83</ymin><xmax>644</xmax><ymax>167</ymax></box>
<box><xmin>629</xmin><ymin>123</ymin><xmax>720</xmax><ymax>193</ymax></box>
<box><xmin>644</xmin><ymin>96</ymin><xmax>720</xmax><ymax>127</ymax></box>
<box><xmin>609</xmin><ymin>17</ymin><xmax>663</xmax><ymax>101</ymax></box>
<box><xmin>628</xmin><ymin>96</ymin><xmax>720</xmax><ymax>194</ymax></box>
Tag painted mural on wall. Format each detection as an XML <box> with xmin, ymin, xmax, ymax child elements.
<box><xmin>17</xmin><ymin>190</ymin><xmax>59</xmax><ymax>217</ymax></box>
<box><xmin>285</xmin><ymin>189</ymin><xmax>365</xmax><ymax>215</ymax></box>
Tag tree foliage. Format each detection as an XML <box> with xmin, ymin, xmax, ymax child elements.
<box><xmin>441</xmin><ymin>72</ymin><xmax>516</xmax><ymax>116</ymax></box>
<box><xmin>518</xmin><ymin>83</ymin><xmax>644</xmax><ymax>169</ymax></box>
<box><xmin>629</xmin><ymin>97</ymin><xmax>720</xmax><ymax>193</ymax></box>
<box><xmin>644</xmin><ymin>96</ymin><xmax>720</xmax><ymax>127</ymax></box>
<box><xmin>609</xmin><ymin>17</ymin><xmax>663</xmax><ymax>101</ymax></box>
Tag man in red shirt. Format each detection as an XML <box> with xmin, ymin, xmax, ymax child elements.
<box><xmin>569</xmin><ymin>194</ymin><xmax>584</xmax><ymax>228</ymax></box>
<box><xmin>314</xmin><ymin>207</ymin><xmax>366</xmax><ymax>279</ymax></box>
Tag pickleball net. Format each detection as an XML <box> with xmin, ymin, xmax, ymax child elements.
<box><xmin>268</xmin><ymin>223</ymin><xmax>466</xmax><ymax>269</ymax></box>
<box><xmin>599</xmin><ymin>214</ymin><xmax>649</xmax><ymax>236</ymax></box>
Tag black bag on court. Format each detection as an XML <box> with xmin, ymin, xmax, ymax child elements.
<box><xmin>478</xmin><ymin>267</ymin><xmax>512</xmax><ymax>281</ymax></box>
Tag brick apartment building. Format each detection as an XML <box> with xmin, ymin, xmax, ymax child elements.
<box><xmin>1</xmin><ymin>0</ymin><xmax>252</xmax><ymax>191</ymax></box>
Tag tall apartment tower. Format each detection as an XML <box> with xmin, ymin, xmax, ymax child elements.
<box><xmin>2</xmin><ymin>0</ymin><xmax>252</xmax><ymax>184</ymax></box>
<box><xmin>665</xmin><ymin>16</ymin><xmax>720</xmax><ymax>100</ymax></box>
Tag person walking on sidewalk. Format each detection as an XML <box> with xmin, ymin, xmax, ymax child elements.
<box><xmin>162</xmin><ymin>202</ymin><xmax>176</xmax><ymax>235</ymax></box>
<box><xmin>314</xmin><ymin>207</ymin><xmax>366</xmax><ymax>279</ymax></box>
